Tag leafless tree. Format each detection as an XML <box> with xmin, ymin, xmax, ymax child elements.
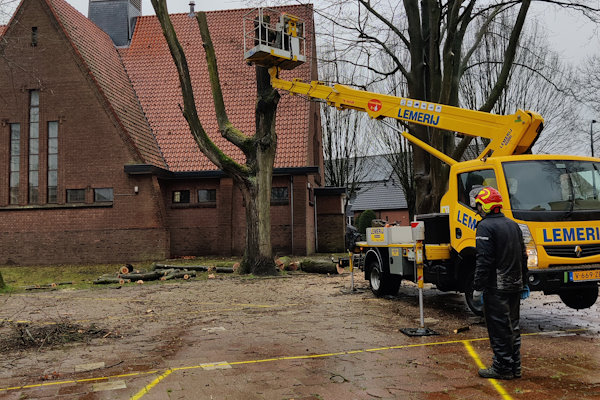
<box><xmin>293</xmin><ymin>0</ymin><xmax>600</xmax><ymax>213</ymax></box>
<box><xmin>460</xmin><ymin>11</ymin><xmax>584</xmax><ymax>155</ymax></box>
<box><xmin>0</xmin><ymin>0</ymin><xmax>19</xmax><ymax>24</ymax></box>
<box><xmin>151</xmin><ymin>0</ymin><xmax>279</xmax><ymax>275</ymax></box>
<box><xmin>320</xmin><ymin>43</ymin><xmax>371</xmax><ymax>202</ymax></box>
<box><xmin>576</xmin><ymin>54</ymin><xmax>600</xmax><ymax>155</ymax></box>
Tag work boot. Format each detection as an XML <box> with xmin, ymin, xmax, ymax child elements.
<box><xmin>478</xmin><ymin>367</ymin><xmax>514</xmax><ymax>380</ymax></box>
<box><xmin>513</xmin><ymin>365</ymin><xmax>522</xmax><ymax>379</ymax></box>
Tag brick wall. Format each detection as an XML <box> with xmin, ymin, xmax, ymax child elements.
<box><xmin>162</xmin><ymin>175</ymin><xmax>315</xmax><ymax>257</ymax></box>
<box><xmin>353</xmin><ymin>209</ymin><xmax>410</xmax><ymax>226</ymax></box>
<box><xmin>0</xmin><ymin>0</ymin><xmax>322</xmax><ymax>264</ymax></box>
<box><xmin>316</xmin><ymin>192</ymin><xmax>345</xmax><ymax>253</ymax></box>
<box><xmin>0</xmin><ymin>0</ymin><xmax>169</xmax><ymax>265</ymax></box>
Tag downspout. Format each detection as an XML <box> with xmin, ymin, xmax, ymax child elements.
<box><xmin>290</xmin><ymin>176</ymin><xmax>294</xmax><ymax>255</ymax></box>
<box><xmin>314</xmin><ymin>188</ymin><xmax>318</xmax><ymax>253</ymax></box>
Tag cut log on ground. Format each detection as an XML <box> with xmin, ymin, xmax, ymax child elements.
<box><xmin>93</xmin><ymin>277</ymin><xmax>131</xmax><ymax>285</ymax></box>
<box><xmin>118</xmin><ymin>270</ymin><xmax>163</xmax><ymax>281</ymax></box>
<box><xmin>154</xmin><ymin>264</ymin><xmax>234</xmax><ymax>273</ymax></box>
<box><xmin>299</xmin><ymin>259</ymin><xmax>339</xmax><ymax>274</ymax></box>
<box><xmin>160</xmin><ymin>270</ymin><xmax>197</xmax><ymax>281</ymax></box>
<box><xmin>119</xmin><ymin>264</ymin><xmax>134</xmax><ymax>274</ymax></box>
<box><xmin>25</xmin><ymin>282</ymin><xmax>73</xmax><ymax>290</ymax></box>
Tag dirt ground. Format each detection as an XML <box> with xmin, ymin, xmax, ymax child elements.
<box><xmin>0</xmin><ymin>271</ymin><xmax>599</xmax><ymax>400</ymax></box>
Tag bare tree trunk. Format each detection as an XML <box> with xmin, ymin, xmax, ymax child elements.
<box><xmin>320</xmin><ymin>0</ymin><xmax>546</xmax><ymax>214</ymax></box>
<box><xmin>151</xmin><ymin>1</ymin><xmax>279</xmax><ymax>275</ymax></box>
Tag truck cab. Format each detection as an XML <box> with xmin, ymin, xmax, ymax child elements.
<box><xmin>444</xmin><ymin>155</ymin><xmax>600</xmax><ymax>310</ymax></box>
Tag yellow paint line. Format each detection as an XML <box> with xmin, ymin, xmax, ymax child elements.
<box><xmin>130</xmin><ymin>369</ymin><xmax>173</xmax><ymax>400</ymax></box>
<box><xmin>463</xmin><ymin>341</ymin><xmax>514</xmax><ymax>400</ymax></box>
<box><xmin>0</xmin><ymin>329</ymin><xmax>589</xmax><ymax>395</ymax></box>
<box><xmin>0</xmin><ymin>371</ymin><xmax>158</xmax><ymax>393</ymax></box>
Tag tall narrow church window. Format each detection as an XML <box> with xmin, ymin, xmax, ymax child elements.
<box><xmin>48</xmin><ymin>121</ymin><xmax>58</xmax><ymax>203</ymax></box>
<box><xmin>31</xmin><ymin>27</ymin><xmax>38</xmax><ymax>47</ymax></box>
<box><xmin>29</xmin><ymin>90</ymin><xmax>39</xmax><ymax>204</ymax></box>
<box><xmin>9</xmin><ymin>123</ymin><xmax>20</xmax><ymax>205</ymax></box>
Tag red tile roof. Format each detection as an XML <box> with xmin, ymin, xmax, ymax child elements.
<box><xmin>46</xmin><ymin>0</ymin><xmax>166</xmax><ymax>168</ymax></box>
<box><xmin>121</xmin><ymin>6</ymin><xmax>316</xmax><ymax>172</ymax></box>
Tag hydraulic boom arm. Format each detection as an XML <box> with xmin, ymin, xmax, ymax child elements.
<box><xmin>269</xmin><ymin>67</ymin><xmax>544</xmax><ymax>162</ymax></box>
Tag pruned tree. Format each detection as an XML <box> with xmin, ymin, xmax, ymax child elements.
<box><xmin>151</xmin><ymin>0</ymin><xmax>279</xmax><ymax>275</ymax></box>
<box><xmin>310</xmin><ymin>0</ymin><xmax>600</xmax><ymax>213</ymax></box>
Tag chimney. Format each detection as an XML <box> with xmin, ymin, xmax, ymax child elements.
<box><xmin>88</xmin><ymin>0</ymin><xmax>142</xmax><ymax>47</ymax></box>
<box><xmin>188</xmin><ymin>1</ymin><xmax>196</xmax><ymax>18</ymax></box>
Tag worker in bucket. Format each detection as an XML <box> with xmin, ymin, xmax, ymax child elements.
<box><xmin>472</xmin><ymin>187</ymin><xmax>529</xmax><ymax>380</ymax></box>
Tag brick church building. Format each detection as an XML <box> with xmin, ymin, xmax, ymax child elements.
<box><xmin>0</xmin><ymin>0</ymin><xmax>344</xmax><ymax>265</ymax></box>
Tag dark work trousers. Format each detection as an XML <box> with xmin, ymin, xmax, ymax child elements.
<box><xmin>483</xmin><ymin>290</ymin><xmax>521</xmax><ymax>373</ymax></box>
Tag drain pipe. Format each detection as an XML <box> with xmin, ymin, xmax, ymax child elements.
<box><xmin>290</xmin><ymin>176</ymin><xmax>294</xmax><ymax>255</ymax></box>
<box><xmin>314</xmin><ymin>186</ymin><xmax>318</xmax><ymax>252</ymax></box>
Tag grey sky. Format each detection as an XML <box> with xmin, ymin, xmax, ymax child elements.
<box><xmin>2</xmin><ymin>0</ymin><xmax>598</xmax><ymax>61</ymax></box>
<box><xmin>60</xmin><ymin>0</ymin><xmax>599</xmax><ymax>63</ymax></box>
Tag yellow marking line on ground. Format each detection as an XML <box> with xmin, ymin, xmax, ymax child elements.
<box><xmin>0</xmin><ymin>371</ymin><xmax>159</xmax><ymax>393</ymax></box>
<box><xmin>130</xmin><ymin>369</ymin><xmax>173</xmax><ymax>400</ymax></box>
<box><xmin>463</xmin><ymin>341</ymin><xmax>514</xmax><ymax>400</ymax></box>
<box><xmin>0</xmin><ymin>329</ymin><xmax>587</xmax><ymax>396</ymax></box>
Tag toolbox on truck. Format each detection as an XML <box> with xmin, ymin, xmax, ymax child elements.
<box><xmin>415</xmin><ymin>213</ymin><xmax>450</xmax><ymax>244</ymax></box>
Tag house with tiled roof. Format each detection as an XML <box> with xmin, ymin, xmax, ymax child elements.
<box><xmin>0</xmin><ymin>0</ymin><xmax>335</xmax><ymax>264</ymax></box>
<box><xmin>348</xmin><ymin>155</ymin><xmax>410</xmax><ymax>226</ymax></box>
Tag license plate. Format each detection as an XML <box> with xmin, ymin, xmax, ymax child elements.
<box><xmin>570</xmin><ymin>270</ymin><xmax>600</xmax><ymax>282</ymax></box>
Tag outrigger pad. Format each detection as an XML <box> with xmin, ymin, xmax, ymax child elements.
<box><xmin>400</xmin><ymin>327</ymin><xmax>439</xmax><ymax>337</ymax></box>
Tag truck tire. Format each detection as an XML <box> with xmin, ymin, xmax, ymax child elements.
<box><xmin>368</xmin><ymin>259</ymin><xmax>401</xmax><ymax>297</ymax></box>
<box><xmin>464</xmin><ymin>273</ymin><xmax>484</xmax><ymax>316</ymax></box>
<box><xmin>559</xmin><ymin>286</ymin><xmax>599</xmax><ymax>310</ymax></box>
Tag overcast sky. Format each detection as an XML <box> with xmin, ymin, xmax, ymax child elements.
<box><xmin>1</xmin><ymin>0</ymin><xmax>598</xmax><ymax>62</ymax></box>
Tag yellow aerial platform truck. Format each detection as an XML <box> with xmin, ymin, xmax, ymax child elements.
<box><xmin>244</xmin><ymin>8</ymin><xmax>600</xmax><ymax>315</ymax></box>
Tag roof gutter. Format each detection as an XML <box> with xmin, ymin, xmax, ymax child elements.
<box><xmin>124</xmin><ymin>164</ymin><xmax>320</xmax><ymax>179</ymax></box>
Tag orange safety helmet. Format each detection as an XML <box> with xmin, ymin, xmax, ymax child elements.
<box><xmin>475</xmin><ymin>187</ymin><xmax>503</xmax><ymax>214</ymax></box>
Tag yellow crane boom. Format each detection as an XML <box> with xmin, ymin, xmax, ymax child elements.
<box><xmin>269</xmin><ymin>67</ymin><xmax>543</xmax><ymax>163</ymax></box>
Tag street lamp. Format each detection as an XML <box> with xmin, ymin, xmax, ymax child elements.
<box><xmin>592</xmin><ymin>120</ymin><xmax>598</xmax><ymax>158</ymax></box>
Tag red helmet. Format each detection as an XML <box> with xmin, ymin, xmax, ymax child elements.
<box><xmin>475</xmin><ymin>187</ymin><xmax>503</xmax><ymax>214</ymax></box>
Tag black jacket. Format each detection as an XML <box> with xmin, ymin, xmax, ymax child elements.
<box><xmin>474</xmin><ymin>212</ymin><xmax>528</xmax><ymax>293</ymax></box>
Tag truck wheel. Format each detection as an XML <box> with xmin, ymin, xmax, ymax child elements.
<box><xmin>369</xmin><ymin>259</ymin><xmax>401</xmax><ymax>297</ymax></box>
<box><xmin>464</xmin><ymin>274</ymin><xmax>484</xmax><ymax>316</ymax></box>
<box><xmin>559</xmin><ymin>286</ymin><xmax>599</xmax><ymax>310</ymax></box>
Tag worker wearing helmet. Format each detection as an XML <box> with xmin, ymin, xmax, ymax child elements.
<box><xmin>473</xmin><ymin>187</ymin><xmax>528</xmax><ymax>380</ymax></box>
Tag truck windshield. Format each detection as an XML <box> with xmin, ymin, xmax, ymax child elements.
<box><xmin>503</xmin><ymin>160</ymin><xmax>600</xmax><ymax>222</ymax></box>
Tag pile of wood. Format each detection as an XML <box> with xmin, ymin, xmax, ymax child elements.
<box><xmin>276</xmin><ymin>257</ymin><xmax>344</xmax><ymax>274</ymax></box>
<box><xmin>93</xmin><ymin>257</ymin><xmax>345</xmax><ymax>285</ymax></box>
<box><xmin>153</xmin><ymin>263</ymin><xmax>236</xmax><ymax>274</ymax></box>
<box><xmin>93</xmin><ymin>264</ymin><xmax>197</xmax><ymax>285</ymax></box>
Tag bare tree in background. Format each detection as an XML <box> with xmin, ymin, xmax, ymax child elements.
<box><xmin>460</xmin><ymin>11</ymin><xmax>583</xmax><ymax>155</ymax></box>
<box><xmin>302</xmin><ymin>0</ymin><xmax>599</xmax><ymax>213</ymax></box>
<box><xmin>577</xmin><ymin>54</ymin><xmax>600</xmax><ymax>156</ymax></box>
<box><xmin>320</xmin><ymin>43</ymin><xmax>371</xmax><ymax>203</ymax></box>
<box><xmin>579</xmin><ymin>54</ymin><xmax>600</xmax><ymax>115</ymax></box>
<box><xmin>151</xmin><ymin>0</ymin><xmax>279</xmax><ymax>275</ymax></box>
<box><xmin>0</xmin><ymin>0</ymin><xmax>19</xmax><ymax>24</ymax></box>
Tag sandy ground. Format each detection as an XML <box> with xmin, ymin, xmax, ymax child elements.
<box><xmin>0</xmin><ymin>271</ymin><xmax>599</xmax><ymax>399</ymax></box>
